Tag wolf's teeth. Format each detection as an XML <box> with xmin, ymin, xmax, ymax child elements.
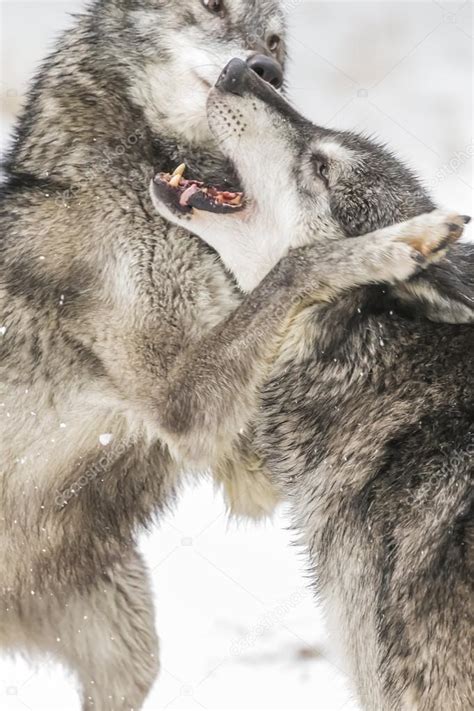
<box><xmin>172</xmin><ymin>163</ymin><xmax>186</xmax><ymax>178</ymax></box>
<box><xmin>169</xmin><ymin>174</ymin><xmax>181</xmax><ymax>188</ymax></box>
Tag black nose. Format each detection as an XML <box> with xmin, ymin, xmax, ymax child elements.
<box><xmin>216</xmin><ymin>57</ymin><xmax>283</xmax><ymax>97</ymax></box>
<box><xmin>246</xmin><ymin>54</ymin><xmax>283</xmax><ymax>89</ymax></box>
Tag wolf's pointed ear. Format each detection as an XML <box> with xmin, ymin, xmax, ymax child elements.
<box><xmin>394</xmin><ymin>242</ymin><xmax>474</xmax><ymax>323</ymax></box>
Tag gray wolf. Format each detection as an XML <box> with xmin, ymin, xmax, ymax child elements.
<box><xmin>0</xmin><ymin>1</ymin><xmax>291</xmax><ymax>708</ymax></box>
<box><xmin>4</xmin><ymin>1</ymin><xmax>459</xmax><ymax>708</ymax></box>
<box><xmin>151</xmin><ymin>59</ymin><xmax>473</xmax><ymax>710</ymax></box>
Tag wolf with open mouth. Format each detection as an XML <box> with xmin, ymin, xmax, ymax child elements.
<box><xmin>151</xmin><ymin>60</ymin><xmax>473</xmax><ymax>710</ymax></box>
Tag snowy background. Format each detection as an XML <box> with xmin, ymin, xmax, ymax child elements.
<box><xmin>0</xmin><ymin>1</ymin><xmax>472</xmax><ymax>710</ymax></box>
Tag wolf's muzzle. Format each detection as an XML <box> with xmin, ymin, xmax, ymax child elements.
<box><xmin>215</xmin><ymin>58</ymin><xmax>312</xmax><ymax>131</ymax></box>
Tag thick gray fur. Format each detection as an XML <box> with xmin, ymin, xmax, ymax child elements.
<box><xmin>153</xmin><ymin>62</ymin><xmax>473</xmax><ymax>710</ymax></box>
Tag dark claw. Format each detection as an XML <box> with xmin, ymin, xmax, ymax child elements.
<box><xmin>413</xmin><ymin>251</ymin><xmax>427</xmax><ymax>265</ymax></box>
<box><xmin>447</xmin><ymin>222</ymin><xmax>463</xmax><ymax>238</ymax></box>
<box><xmin>432</xmin><ymin>236</ymin><xmax>451</xmax><ymax>254</ymax></box>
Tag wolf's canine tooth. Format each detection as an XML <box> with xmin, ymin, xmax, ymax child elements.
<box><xmin>169</xmin><ymin>174</ymin><xmax>181</xmax><ymax>188</ymax></box>
<box><xmin>172</xmin><ymin>163</ymin><xmax>186</xmax><ymax>178</ymax></box>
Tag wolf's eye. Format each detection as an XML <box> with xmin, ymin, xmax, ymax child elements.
<box><xmin>202</xmin><ymin>0</ymin><xmax>224</xmax><ymax>15</ymax></box>
<box><xmin>312</xmin><ymin>156</ymin><xmax>330</xmax><ymax>186</ymax></box>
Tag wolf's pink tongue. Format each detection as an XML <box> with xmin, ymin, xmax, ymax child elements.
<box><xmin>180</xmin><ymin>184</ymin><xmax>200</xmax><ymax>207</ymax></box>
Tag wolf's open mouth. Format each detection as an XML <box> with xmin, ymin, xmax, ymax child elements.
<box><xmin>152</xmin><ymin>164</ymin><xmax>245</xmax><ymax>215</ymax></box>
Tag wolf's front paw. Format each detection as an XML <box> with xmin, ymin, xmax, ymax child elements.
<box><xmin>395</xmin><ymin>209</ymin><xmax>467</xmax><ymax>258</ymax></box>
<box><xmin>379</xmin><ymin>210</ymin><xmax>468</xmax><ymax>283</ymax></box>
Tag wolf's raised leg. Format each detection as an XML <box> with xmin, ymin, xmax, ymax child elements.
<box><xmin>45</xmin><ymin>550</ymin><xmax>158</xmax><ymax>711</ymax></box>
<box><xmin>96</xmin><ymin>211</ymin><xmax>465</xmax><ymax>469</ymax></box>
